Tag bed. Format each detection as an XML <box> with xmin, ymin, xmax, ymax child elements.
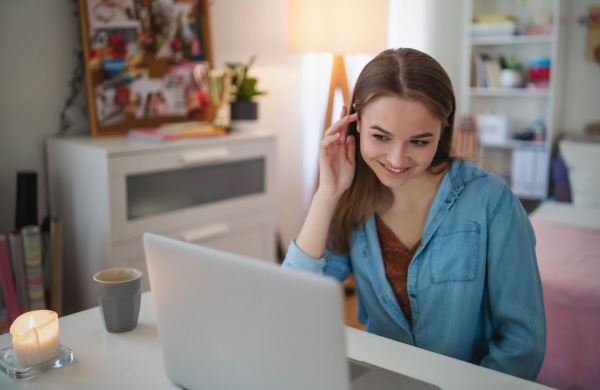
<box><xmin>530</xmin><ymin>136</ymin><xmax>600</xmax><ymax>390</ymax></box>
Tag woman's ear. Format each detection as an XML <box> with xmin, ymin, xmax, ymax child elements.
<box><xmin>353</xmin><ymin>103</ymin><xmax>360</xmax><ymax>133</ymax></box>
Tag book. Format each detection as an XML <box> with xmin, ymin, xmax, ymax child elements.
<box><xmin>454</xmin><ymin>115</ymin><xmax>477</xmax><ymax>155</ymax></box>
<box><xmin>484</xmin><ymin>58</ymin><xmax>502</xmax><ymax>88</ymax></box>
<box><xmin>475</xmin><ymin>54</ymin><xmax>489</xmax><ymax>88</ymax></box>
<box><xmin>0</xmin><ymin>283</ymin><xmax>10</xmax><ymax>334</ymax></box>
<box><xmin>0</xmin><ymin>305</ymin><xmax>9</xmax><ymax>334</ymax></box>
<box><xmin>9</xmin><ymin>229</ymin><xmax>29</xmax><ymax>313</ymax></box>
<box><xmin>21</xmin><ymin>226</ymin><xmax>46</xmax><ymax>311</ymax></box>
<box><xmin>0</xmin><ymin>235</ymin><xmax>21</xmax><ymax>324</ymax></box>
<box><xmin>50</xmin><ymin>218</ymin><xmax>63</xmax><ymax>316</ymax></box>
<box><xmin>128</xmin><ymin>122</ymin><xmax>226</xmax><ymax>142</ymax></box>
<box><xmin>535</xmin><ymin>149</ymin><xmax>548</xmax><ymax>198</ymax></box>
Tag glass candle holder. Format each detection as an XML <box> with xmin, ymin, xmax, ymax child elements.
<box><xmin>0</xmin><ymin>310</ymin><xmax>73</xmax><ymax>380</ymax></box>
<box><xmin>10</xmin><ymin>310</ymin><xmax>60</xmax><ymax>365</ymax></box>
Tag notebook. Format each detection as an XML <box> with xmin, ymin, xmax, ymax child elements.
<box><xmin>143</xmin><ymin>232</ymin><xmax>440</xmax><ymax>390</ymax></box>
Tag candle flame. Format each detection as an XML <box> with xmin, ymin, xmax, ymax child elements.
<box><xmin>29</xmin><ymin>315</ymin><xmax>36</xmax><ymax>329</ymax></box>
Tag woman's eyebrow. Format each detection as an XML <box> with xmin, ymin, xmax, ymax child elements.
<box><xmin>370</xmin><ymin>125</ymin><xmax>434</xmax><ymax>139</ymax></box>
<box><xmin>411</xmin><ymin>132</ymin><xmax>434</xmax><ymax>139</ymax></box>
<box><xmin>370</xmin><ymin>125</ymin><xmax>391</xmax><ymax>134</ymax></box>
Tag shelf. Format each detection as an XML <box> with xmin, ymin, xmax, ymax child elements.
<box><xmin>462</xmin><ymin>0</ymin><xmax>563</xmax><ymax>203</ymax></box>
<box><xmin>481</xmin><ymin>140</ymin><xmax>547</xmax><ymax>150</ymax></box>
<box><xmin>469</xmin><ymin>88</ymin><xmax>550</xmax><ymax>97</ymax></box>
<box><xmin>470</xmin><ymin>35</ymin><xmax>553</xmax><ymax>46</ymax></box>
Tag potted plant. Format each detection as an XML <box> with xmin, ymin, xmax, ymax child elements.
<box><xmin>498</xmin><ymin>55</ymin><xmax>525</xmax><ymax>88</ymax></box>
<box><xmin>227</xmin><ymin>56</ymin><xmax>266</xmax><ymax>126</ymax></box>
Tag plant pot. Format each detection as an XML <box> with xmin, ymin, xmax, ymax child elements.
<box><xmin>500</xmin><ymin>69</ymin><xmax>523</xmax><ymax>88</ymax></box>
<box><xmin>230</xmin><ymin>100</ymin><xmax>258</xmax><ymax>133</ymax></box>
<box><xmin>231</xmin><ymin>100</ymin><xmax>258</xmax><ymax>120</ymax></box>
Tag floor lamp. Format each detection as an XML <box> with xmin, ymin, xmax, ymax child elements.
<box><xmin>287</xmin><ymin>0</ymin><xmax>389</xmax><ymax>132</ymax></box>
<box><xmin>287</xmin><ymin>0</ymin><xmax>389</xmax><ymax>295</ymax></box>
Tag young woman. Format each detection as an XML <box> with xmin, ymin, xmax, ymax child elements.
<box><xmin>282</xmin><ymin>48</ymin><xmax>545</xmax><ymax>381</ymax></box>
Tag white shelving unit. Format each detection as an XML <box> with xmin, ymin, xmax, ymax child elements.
<box><xmin>460</xmin><ymin>0</ymin><xmax>565</xmax><ymax>201</ymax></box>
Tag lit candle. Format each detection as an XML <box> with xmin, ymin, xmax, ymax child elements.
<box><xmin>10</xmin><ymin>310</ymin><xmax>60</xmax><ymax>366</ymax></box>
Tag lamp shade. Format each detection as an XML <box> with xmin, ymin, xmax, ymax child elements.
<box><xmin>287</xmin><ymin>0</ymin><xmax>389</xmax><ymax>55</ymax></box>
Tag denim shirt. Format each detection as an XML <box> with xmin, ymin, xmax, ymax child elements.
<box><xmin>282</xmin><ymin>159</ymin><xmax>546</xmax><ymax>381</ymax></box>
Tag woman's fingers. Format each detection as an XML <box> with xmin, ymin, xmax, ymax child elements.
<box><xmin>323</xmin><ymin>112</ymin><xmax>358</xmax><ymax>139</ymax></box>
<box><xmin>320</xmin><ymin>131</ymin><xmax>341</xmax><ymax>150</ymax></box>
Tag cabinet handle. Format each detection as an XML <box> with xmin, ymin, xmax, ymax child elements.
<box><xmin>180</xmin><ymin>148</ymin><xmax>231</xmax><ymax>165</ymax></box>
<box><xmin>181</xmin><ymin>223</ymin><xmax>230</xmax><ymax>242</ymax></box>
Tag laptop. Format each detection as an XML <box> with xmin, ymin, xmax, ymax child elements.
<box><xmin>143</xmin><ymin>232</ymin><xmax>440</xmax><ymax>390</ymax></box>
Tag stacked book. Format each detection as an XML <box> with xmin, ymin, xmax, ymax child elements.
<box><xmin>472</xmin><ymin>54</ymin><xmax>502</xmax><ymax>88</ymax></box>
<box><xmin>22</xmin><ymin>226</ymin><xmax>46</xmax><ymax>311</ymax></box>
<box><xmin>0</xmin><ymin>219</ymin><xmax>63</xmax><ymax>333</ymax></box>
<box><xmin>471</xmin><ymin>13</ymin><xmax>517</xmax><ymax>37</ymax></box>
<box><xmin>128</xmin><ymin>121</ymin><xmax>226</xmax><ymax>143</ymax></box>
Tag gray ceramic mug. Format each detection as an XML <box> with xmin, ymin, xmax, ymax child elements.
<box><xmin>93</xmin><ymin>268</ymin><xmax>142</xmax><ymax>333</ymax></box>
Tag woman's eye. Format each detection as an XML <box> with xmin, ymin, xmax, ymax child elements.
<box><xmin>411</xmin><ymin>140</ymin><xmax>429</xmax><ymax>146</ymax></box>
<box><xmin>373</xmin><ymin>134</ymin><xmax>388</xmax><ymax>141</ymax></box>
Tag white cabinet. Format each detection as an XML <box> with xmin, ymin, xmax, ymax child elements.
<box><xmin>460</xmin><ymin>0</ymin><xmax>565</xmax><ymax>200</ymax></box>
<box><xmin>47</xmin><ymin>132</ymin><xmax>277</xmax><ymax>314</ymax></box>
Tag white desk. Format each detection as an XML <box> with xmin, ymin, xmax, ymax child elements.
<box><xmin>0</xmin><ymin>293</ymin><xmax>552</xmax><ymax>389</ymax></box>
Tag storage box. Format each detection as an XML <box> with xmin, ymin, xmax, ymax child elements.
<box><xmin>476</xmin><ymin>114</ymin><xmax>512</xmax><ymax>145</ymax></box>
<box><xmin>525</xmin><ymin>24</ymin><xmax>553</xmax><ymax>36</ymax></box>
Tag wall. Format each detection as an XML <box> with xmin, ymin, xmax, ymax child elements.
<box><xmin>0</xmin><ymin>0</ymin><xmax>307</xmax><ymax>249</ymax></box>
<box><xmin>0</xmin><ymin>0</ymin><xmax>598</xmax><ymax>247</ymax></box>
<box><xmin>0</xmin><ymin>1</ymin><xmax>90</xmax><ymax>236</ymax></box>
<box><xmin>561</xmin><ymin>0</ymin><xmax>600</xmax><ymax>132</ymax></box>
<box><xmin>209</xmin><ymin>0</ymin><xmax>305</xmax><ymax>248</ymax></box>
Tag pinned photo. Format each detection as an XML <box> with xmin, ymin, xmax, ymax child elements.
<box><xmin>166</xmin><ymin>61</ymin><xmax>210</xmax><ymax>118</ymax></box>
<box><xmin>86</xmin><ymin>0</ymin><xmax>136</xmax><ymax>31</ymax></box>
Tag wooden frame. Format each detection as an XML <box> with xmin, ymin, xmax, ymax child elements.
<box><xmin>78</xmin><ymin>0</ymin><xmax>215</xmax><ymax>136</ymax></box>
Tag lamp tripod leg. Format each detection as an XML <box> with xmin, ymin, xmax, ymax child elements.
<box><xmin>323</xmin><ymin>54</ymin><xmax>351</xmax><ymax>133</ymax></box>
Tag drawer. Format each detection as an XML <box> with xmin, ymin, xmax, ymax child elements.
<box><xmin>109</xmin><ymin>209</ymin><xmax>277</xmax><ymax>292</ymax></box>
<box><xmin>108</xmin><ymin>138</ymin><xmax>272</xmax><ymax>178</ymax></box>
<box><xmin>108</xmin><ymin>138</ymin><xmax>275</xmax><ymax>243</ymax></box>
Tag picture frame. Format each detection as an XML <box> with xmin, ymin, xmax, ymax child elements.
<box><xmin>78</xmin><ymin>0</ymin><xmax>215</xmax><ymax>136</ymax></box>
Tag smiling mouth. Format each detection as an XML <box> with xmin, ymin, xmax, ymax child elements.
<box><xmin>382</xmin><ymin>163</ymin><xmax>409</xmax><ymax>174</ymax></box>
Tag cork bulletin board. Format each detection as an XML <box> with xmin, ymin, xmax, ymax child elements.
<box><xmin>78</xmin><ymin>0</ymin><xmax>215</xmax><ymax>136</ymax></box>
<box><xmin>586</xmin><ymin>5</ymin><xmax>600</xmax><ymax>64</ymax></box>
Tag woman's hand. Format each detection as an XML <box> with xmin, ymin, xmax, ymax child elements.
<box><xmin>317</xmin><ymin>106</ymin><xmax>358</xmax><ymax>200</ymax></box>
<box><xmin>295</xmin><ymin>107</ymin><xmax>358</xmax><ymax>259</ymax></box>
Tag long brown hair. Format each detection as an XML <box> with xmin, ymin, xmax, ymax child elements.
<box><xmin>329</xmin><ymin>48</ymin><xmax>457</xmax><ymax>253</ymax></box>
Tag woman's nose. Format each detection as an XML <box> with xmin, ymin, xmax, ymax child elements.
<box><xmin>387</xmin><ymin>145</ymin><xmax>406</xmax><ymax>167</ymax></box>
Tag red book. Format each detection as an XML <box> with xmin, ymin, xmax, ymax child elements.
<box><xmin>0</xmin><ymin>235</ymin><xmax>21</xmax><ymax>324</ymax></box>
